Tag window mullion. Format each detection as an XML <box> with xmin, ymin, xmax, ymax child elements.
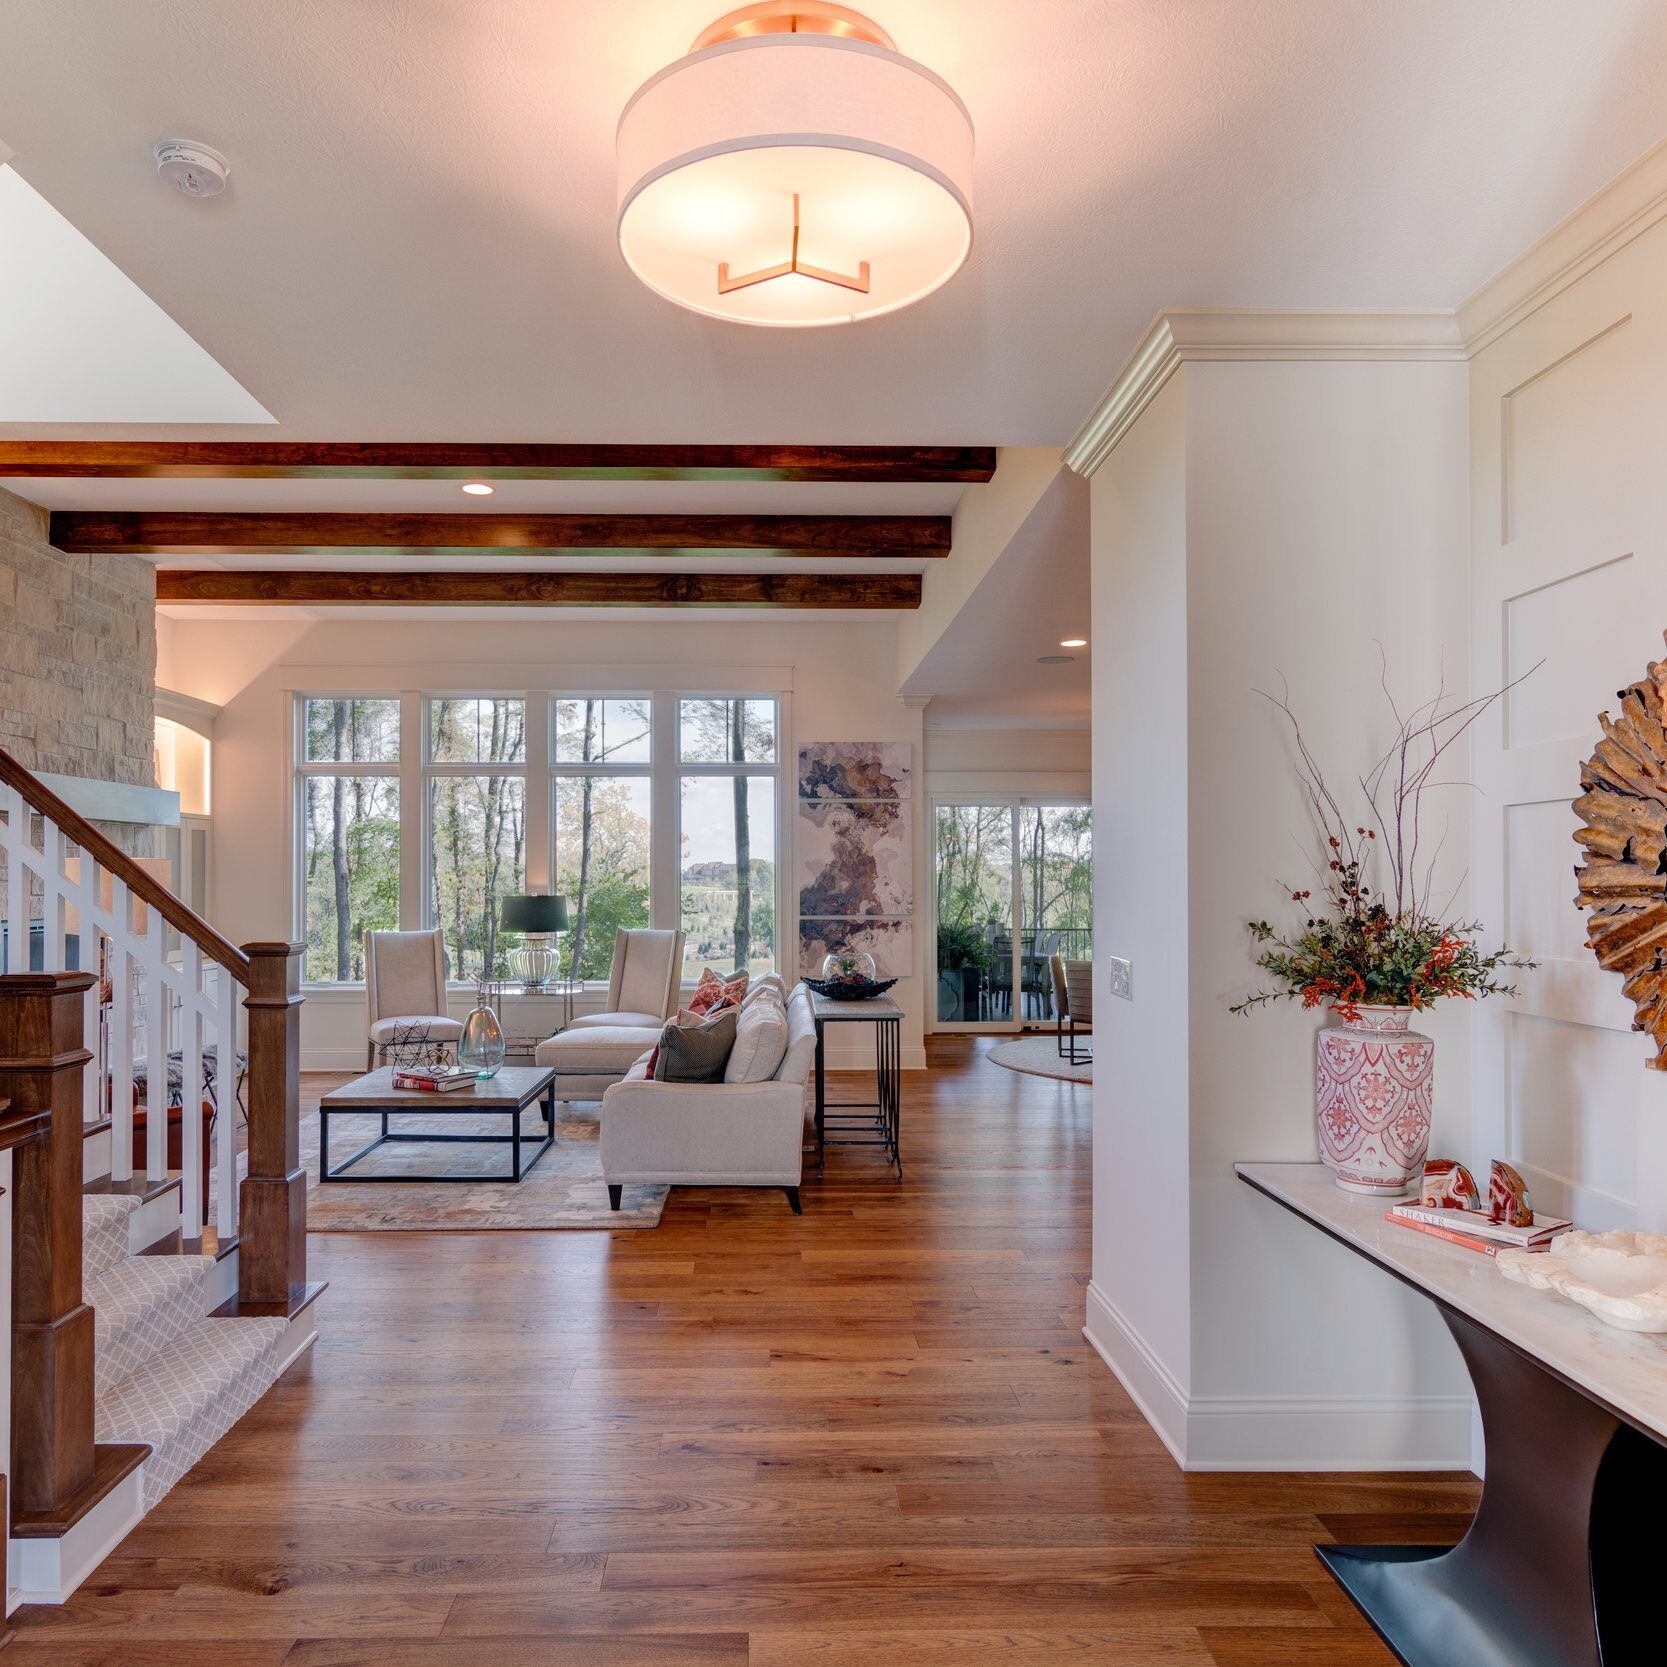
<box><xmin>399</xmin><ymin>692</ymin><xmax>422</xmax><ymax>931</ymax></box>
<box><xmin>651</xmin><ymin>692</ymin><xmax>678</xmax><ymax>935</ymax></box>
<box><xmin>525</xmin><ymin>693</ymin><xmax>551</xmax><ymax>892</ymax></box>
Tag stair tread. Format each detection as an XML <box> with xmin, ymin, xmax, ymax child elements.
<box><xmin>82</xmin><ymin>1192</ymin><xmax>141</xmax><ymax>1277</ymax></box>
<box><xmin>97</xmin><ymin>1317</ymin><xmax>288</xmax><ymax>1508</ymax></box>
<box><xmin>87</xmin><ymin>1254</ymin><xmax>213</xmax><ymax>1396</ymax></box>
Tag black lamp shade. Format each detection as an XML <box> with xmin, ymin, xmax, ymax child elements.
<box><xmin>499</xmin><ymin>894</ymin><xmax>569</xmax><ymax>934</ymax></box>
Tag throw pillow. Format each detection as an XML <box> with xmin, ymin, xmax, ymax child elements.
<box><xmin>688</xmin><ymin>967</ymin><xmax>750</xmax><ymax>1017</ymax></box>
<box><xmin>724</xmin><ymin>997</ymin><xmax>790</xmax><ymax>1084</ymax></box>
<box><xmin>652</xmin><ymin>1005</ymin><xmax>740</xmax><ymax>1083</ymax></box>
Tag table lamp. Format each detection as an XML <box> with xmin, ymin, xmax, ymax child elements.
<box><xmin>499</xmin><ymin>893</ymin><xmax>570</xmax><ymax>990</ymax></box>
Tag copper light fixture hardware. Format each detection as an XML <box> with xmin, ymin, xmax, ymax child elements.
<box><xmin>693</xmin><ymin>2</ymin><xmax>895</xmax><ymax>49</ymax></box>
<box><xmin>717</xmin><ymin>194</ymin><xmax>871</xmax><ymax>297</ymax></box>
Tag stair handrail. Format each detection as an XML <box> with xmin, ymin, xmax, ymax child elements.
<box><xmin>0</xmin><ymin>748</ymin><xmax>251</xmax><ymax>982</ymax></box>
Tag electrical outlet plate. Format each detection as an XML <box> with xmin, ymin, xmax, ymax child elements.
<box><xmin>1107</xmin><ymin>956</ymin><xmax>1133</xmax><ymax>1001</ymax></box>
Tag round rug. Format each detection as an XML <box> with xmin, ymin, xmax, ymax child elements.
<box><xmin>988</xmin><ymin>1036</ymin><xmax>1091</xmax><ymax>1084</ymax></box>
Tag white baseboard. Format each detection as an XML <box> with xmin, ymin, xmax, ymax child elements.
<box><xmin>9</xmin><ymin>1463</ymin><xmax>145</xmax><ymax>1606</ymax></box>
<box><xmin>127</xmin><ymin>1182</ymin><xmax>184</xmax><ymax>1255</ymax></box>
<box><xmin>1083</xmin><ymin>1280</ymin><xmax>1475</xmax><ymax>1472</ymax></box>
<box><xmin>272</xmin><ymin>1298</ymin><xmax>321</xmax><ymax>1380</ymax></box>
<box><xmin>1082</xmin><ymin>1280</ymin><xmax>1190</xmax><ymax>1467</ymax></box>
<box><xmin>1181</xmin><ymin>1390</ymin><xmax>1475</xmax><ymax>1471</ymax></box>
<box><xmin>81</xmin><ymin>1127</ymin><xmax>110</xmax><ymax>1184</ymax></box>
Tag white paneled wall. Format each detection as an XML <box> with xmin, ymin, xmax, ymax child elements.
<box><xmin>1471</xmin><ymin>212</ymin><xmax>1667</xmax><ymax>1235</ymax></box>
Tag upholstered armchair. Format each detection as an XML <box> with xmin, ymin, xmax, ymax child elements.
<box><xmin>1062</xmin><ymin>958</ymin><xmax>1093</xmax><ymax>1065</ymax></box>
<box><xmin>569</xmin><ymin>928</ymin><xmax>686</xmax><ymax>1030</ymax></box>
<box><xmin>363</xmin><ymin>928</ymin><xmax>464</xmax><ymax>1069</ymax></box>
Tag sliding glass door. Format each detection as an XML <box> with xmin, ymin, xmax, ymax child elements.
<box><xmin>933</xmin><ymin>797</ymin><xmax>1092</xmax><ymax>1032</ymax></box>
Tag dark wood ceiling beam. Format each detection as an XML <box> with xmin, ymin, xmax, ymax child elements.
<box><xmin>1</xmin><ymin>442</ymin><xmax>994</xmax><ymax>484</ymax></box>
<box><xmin>154</xmin><ymin>570</ymin><xmax>922</xmax><ymax>609</ymax></box>
<box><xmin>51</xmin><ymin>510</ymin><xmax>949</xmax><ymax>559</ymax></box>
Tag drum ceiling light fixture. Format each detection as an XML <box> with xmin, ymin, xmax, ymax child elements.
<box><xmin>616</xmin><ymin>2</ymin><xmax>974</xmax><ymax>327</ymax></box>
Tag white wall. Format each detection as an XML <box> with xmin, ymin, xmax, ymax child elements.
<box><xmin>1184</xmin><ymin>358</ymin><xmax>1476</xmax><ymax>1467</ymax></box>
<box><xmin>923</xmin><ymin>727</ymin><xmax>1089</xmax><ymax>776</ymax></box>
<box><xmin>1468</xmin><ymin>198</ymin><xmax>1667</xmax><ymax>1234</ymax></box>
<box><xmin>1084</xmin><ymin>352</ymin><xmax>1478</xmax><ymax>1468</ymax></box>
<box><xmin>1085</xmin><ymin>375</ymin><xmax>1194</xmax><ymax>1447</ymax></box>
<box><xmin>158</xmin><ymin>613</ymin><xmax>928</xmax><ymax>1071</ymax></box>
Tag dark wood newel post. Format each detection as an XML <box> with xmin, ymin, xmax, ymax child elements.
<box><xmin>3</xmin><ymin>972</ymin><xmax>98</xmax><ymax>1519</ymax></box>
<box><xmin>239</xmin><ymin>943</ymin><xmax>305</xmax><ymax>1306</ymax></box>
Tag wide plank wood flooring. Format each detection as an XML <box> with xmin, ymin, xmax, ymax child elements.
<box><xmin>6</xmin><ymin>1037</ymin><xmax>1478</xmax><ymax>1664</ymax></box>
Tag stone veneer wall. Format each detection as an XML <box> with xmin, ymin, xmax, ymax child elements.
<box><xmin>0</xmin><ymin>484</ymin><xmax>158</xmax><ymax>853</ymax></box>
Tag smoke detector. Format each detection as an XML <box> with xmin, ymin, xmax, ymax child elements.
<box><xmin>154</xmin><ymin>139</ymin><xmax>229</xmax><ymax>198</ymax></box>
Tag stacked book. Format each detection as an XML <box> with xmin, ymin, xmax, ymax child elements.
<box><xmin>391</xmin><ymin>1065</ymin><xmax>479</xmax><ymax>1093</ymax></box>
<box><xmin>1386</xmin><ymin>1201</ymin><xmax>1572</xmax><ymax>1257</ymax></box>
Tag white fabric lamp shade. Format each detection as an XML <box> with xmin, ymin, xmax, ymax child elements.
<box><xmin>617</xmin><ymin>18</ymin><xmax>974</xmax><ymax>327</ymax></box>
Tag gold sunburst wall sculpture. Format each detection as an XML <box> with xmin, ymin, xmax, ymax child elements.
<box><xmin>1573</xmin><ymin>633</ymin><xmax>1667</xmax><ymax>1068</ymax></box>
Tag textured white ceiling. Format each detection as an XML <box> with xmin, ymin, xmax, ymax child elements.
<box><xmin>2</xmin><ymin>0</ymin><xmax>1666</xmax><ymax>444</ymax></box>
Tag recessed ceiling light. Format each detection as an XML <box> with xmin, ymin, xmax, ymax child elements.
<box><xmin>1060</xmin><ymin>638</ymin><xmax>1087</xmax><ymax>649</ymax></box>
<box><xmin>461</xmin><ymin>482</ymin><xmax>495</xmax><ymax>496</ymax></box>
<box><xmin>1037</xmin><ymin>654</ymin><xmax>1074</xmax><ymax>665</ymax></box>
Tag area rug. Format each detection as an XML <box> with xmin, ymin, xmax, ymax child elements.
<box><xmin>211</xmin><ymin>1093</ymin><xmax>668</xmax><ymax>1232</ymax></box>
<box><xmin>988</xmin><ymin>1036</ymin><xmax>1092</xmax><ymax>1084</ymax></box>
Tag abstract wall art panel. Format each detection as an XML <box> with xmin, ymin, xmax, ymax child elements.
<box><xmin>798</xmin><ymin>796</ymin><xmax>912</xmax><ymax>918</ymax></box>
<box><xmin>797</xmin><ymin>740</ymin><xmax>912</xmax><ymax>802</ymax></box>
<box><xmin>799</xmin><ymin>916</ymin><xmax>914</xmax><ymax>980</ymax></box>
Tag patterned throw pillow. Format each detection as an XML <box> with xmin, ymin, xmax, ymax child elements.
<box><xmin>651</xmin><ymin>1005</ymin><xmax>740</xmax><ymax>1083</ymax></box>
<box><xmin>688</xmin><ymin>967</ymin><xmax>749</xmax><ymax>1017</ymax></box>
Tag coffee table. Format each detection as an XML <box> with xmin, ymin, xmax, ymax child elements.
<box><xmin>319</xmin><ymin>1065</ymin><xmax>557</xmax><ymax>1183</ymax></box>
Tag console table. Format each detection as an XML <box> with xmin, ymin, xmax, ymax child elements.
<box><xmin>1237</xmin><ymin>1161</ymin><xmax>1667</xmax><ymax>1667</ymax></box>
<box><xmin>809</xmin><ymin>991</ymin><xmax>902</xmax><ymax>1179</ymax></box>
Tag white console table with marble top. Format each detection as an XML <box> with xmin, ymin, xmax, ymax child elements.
<box><xmin>1237</xmin><ymin>1161</ymin><xmax>1667</xmax><ymax>1667</ymax></box>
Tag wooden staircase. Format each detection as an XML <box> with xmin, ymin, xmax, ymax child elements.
<box><xmin>0</xmin><ymin>749</ymin><xmax>319</xmax><ymax>1608</ymax></box>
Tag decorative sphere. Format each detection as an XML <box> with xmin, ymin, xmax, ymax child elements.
<box><xmin>823</xmin><ymin>950</ymin><xmax>877</xmax><ymax>983</ymax></box>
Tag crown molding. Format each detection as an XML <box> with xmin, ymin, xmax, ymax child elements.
<box><xmin>155</xmin><ymin>685</ymin><xmax>222</xmax><ymax>738</ymax></box>
<box><xmin>1460</xmin><ymin>135</ymin><xmax>1667</xmax><ymax>357</ymax></box>
<box><xmin>1064</xmin><ymin>309</ymin><xmax>1466</xmax><ymax>477</ymax></box>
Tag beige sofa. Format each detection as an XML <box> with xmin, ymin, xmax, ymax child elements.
<box><xmin>600</xmin><ymin>980</ymin><xmax>815</xmax><ymax>1214</ymax></box>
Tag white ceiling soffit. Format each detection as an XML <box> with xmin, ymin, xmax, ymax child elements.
<box><xmin>0</xmin><ymin>163</ymin><xmax>271</xmax><ymax>425</ymax></box>
<box><xmin>902</xmin><ymin>466</ymin><xmax>1090</xmax><ymax>729</ymax></box>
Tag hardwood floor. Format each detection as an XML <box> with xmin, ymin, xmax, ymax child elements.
<box><xmin>6</xmin><ymin>1037</ymin><xmax>1477</xmax><ymax>1664</ymax></box>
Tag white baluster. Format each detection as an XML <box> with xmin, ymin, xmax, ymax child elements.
<box><xmin>214</xmin><ymin>961</ymin><xmax>240</xmax><ymax>1239</ymax></box>
<box><xmin>40</xmin><ymin>822</ymin><xmax>65</xmax><ymax>973</ymax></box>
<box><xmin>180</xmin><ymin>942</ymin><xmax>205</xmax><ymax>1239</ymax></box>
<box><xmin>2</xmin><ymin>786</ymin><xmax>26</xmax><ymax>976</ymax></box>
<box><xmin>144</xmin><ymin>910</ymin><xmax>167</xmax><ymax>1183</ymax></box>
<box><xmin>67</xmin><ymin>845</ymin><xmax>100</xmax><ymax>1125</ymax></box>
<box><xmin>110</xmin><ymin>877</ymin><xmax>134</xmax><ymax>1182</ymax></box>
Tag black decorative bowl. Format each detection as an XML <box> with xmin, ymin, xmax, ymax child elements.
<box><xmin>804</xmin><ymin>975</ymin><xmax>899</xmax><ymax>1002</ymax></box>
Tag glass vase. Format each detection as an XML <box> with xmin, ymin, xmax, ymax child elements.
<box><xmin>458</xmin><ymin>987</ymin><xmax>506</xmax><ymax>1080</ymax></box>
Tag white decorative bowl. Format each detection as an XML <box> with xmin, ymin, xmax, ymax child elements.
<box><xmin>1497</xmin><ymin>1230</ymin><xmax>1667</xmax><ymax>1333</ymax></box>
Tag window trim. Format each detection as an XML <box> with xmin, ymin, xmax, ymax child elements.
<box><xmin>421</xmin><ymin>695</ymin><xmax>531</xmax><ymax>986</ymax></box>
<box><xmin>290</xmin><ymin>687</ymin><xmax>789</xmax><ymax>991</ymax></box>
<box><xmin>291</xmin><ymin>694</ymin><xmax>404</xmax><ymax>983</ymax></box>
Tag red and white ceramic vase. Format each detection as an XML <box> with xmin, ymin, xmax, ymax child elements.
<box><xmin>1315</xmin><ymin>1005</ymin><xmax>1433</xmax><ymax>1196</ymax></box>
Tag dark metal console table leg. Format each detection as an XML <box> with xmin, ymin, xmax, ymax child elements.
<box><xmin>814</xmin><ymin>1018</ymin><xmax>826</xmax><ymax>1179</ymax></box>
<box><xmin>1318</xmin><ymin>1307</ymin><xmax>1665</xmax><ymax>1667</ymax></box>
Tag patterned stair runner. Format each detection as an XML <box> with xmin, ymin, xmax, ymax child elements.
<box><xmin>81</xmin><ymin>1193</ymin><xmax>289</xmax><ymax>1511</ymax></box>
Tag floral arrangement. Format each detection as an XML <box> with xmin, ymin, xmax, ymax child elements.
<box><xmin>1231</xmin><ymin>666</ymin><xmax>1534</xmax><ymax>1020</ymax></box>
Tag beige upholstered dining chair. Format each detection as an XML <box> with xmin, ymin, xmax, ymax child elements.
<box><xmin>1051</xmin><ymin>953</ymin><xmax>1071</xmax><ymax>1058</ymax></box>
<box><xmin>364</xmin><ymin>928</ymin><xmax>464</xmax><ymax>1068</ymax></box>
<box><xmin>1062</xmin><ymin>959</ymin><xmax>1093</xmax><ymax>1065</ymax></box>
<box><xmin>568</xmin><ymin>928</ymin><xmax>687</xmax><ymax>1030</ymax></box>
